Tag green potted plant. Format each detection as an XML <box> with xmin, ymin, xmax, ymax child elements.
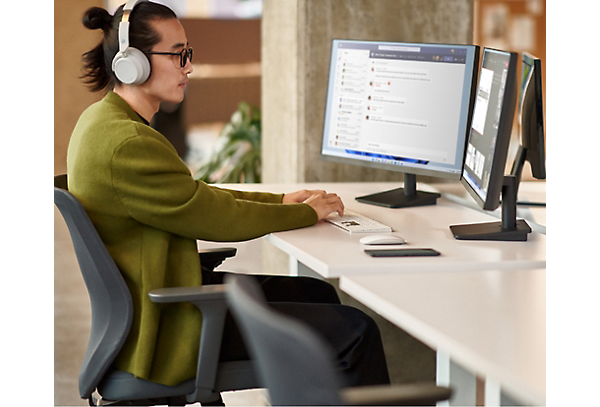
<box><xmin>194</xmin><ymin>102</ymin><xmax>261</xmax><ymax>183</ymax></box>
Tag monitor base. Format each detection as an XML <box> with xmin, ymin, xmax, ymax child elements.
<box><xmin>450</xmin><ymin>219</ymin><xmax>532</xmax><ymax>241</ymax></box>
<box><xmin>356</xmin><ymin>188</ymin><xmax>441</xmax><ymax>209</ymax></box>
<box><xmin>355</xmin><ymin>173</ymin><xmax>441</xmax><ymax>208</ymax></box>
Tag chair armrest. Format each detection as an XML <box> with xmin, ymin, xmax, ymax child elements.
<box><xmin>149</xmin><ymin>285</ymin><xmax>226</xmax><ymax>303</ymax></box>
<box><xmin>149</xmin><ymin>285</ymin><xmax>230</xmax><ymax>403</ymax></box>
<box><xmin>198</xmin><ymin>247</ymin><xmax>237</xmax><ymax>271</ymax></box>
<box><xmin>340</xmin><ymin>382</ymin><xmax>452</xmax><ymax>406</ymax></box>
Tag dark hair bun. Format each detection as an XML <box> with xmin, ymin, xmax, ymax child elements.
<box><xmin>82</xmin><ymin>7</ymin><xmax>113</xmax><ymax>31</ymax></box>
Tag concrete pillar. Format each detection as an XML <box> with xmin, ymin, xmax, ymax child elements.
<box><xmin>262</xmin><ymin>0</ymin><xmax>473</xmax><ymax>183</ymax></box>
<box><xmin>260</xmin><ymin>1</ymin><xmax>475</xmax><ymax>384</ymax></box>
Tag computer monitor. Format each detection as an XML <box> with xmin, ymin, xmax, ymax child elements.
<box><xmin>450</xmin><ymin>47</ymin><xmax>532</xmax><ymax>241</ymax></box>
<box><xmin>510</xmin><ymin>52</ymin><xmax>546</xmax><ymax>204</ymax></box>
<box><xmin>320</xmin><ymin>39</ymin><xmax>480</xmax><ymax>208</ymax></box>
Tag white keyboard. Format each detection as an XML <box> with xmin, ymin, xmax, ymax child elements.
<box><xmin>324</xmin><ymin>210</ymin><xmax>392</xmax><ymax>234</ymax></box>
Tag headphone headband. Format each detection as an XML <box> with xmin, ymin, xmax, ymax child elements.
<box><xmin>118</xmin><ymin>0</ymin><xmax>148</xmax><ymax>53</ymax></box>
<box><xmin>112</xmin><ymin>0</ymin><xmax>151</xmax><ymax>85</ymax></box>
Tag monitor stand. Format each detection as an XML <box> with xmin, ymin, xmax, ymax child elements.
<box><xmin>450</xmin><ymin>175</ymin><xmax>532</xmax><ymax>241</ymax></box>
<box><xmin>510</xmin><ymin>145</ymin><xmax>546</xmax><ymax>207</ymax></box>
<box><xmin>355</xmin><ymin>173</ymin><xmax>441</xmax><ymax>208</ymax></box>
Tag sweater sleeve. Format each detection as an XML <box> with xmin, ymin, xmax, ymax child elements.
<box><xmin>111</xmin><ymin>134</ymin><xmax>317</xmax><ymax>242</ymax></box>
<box><xmin>207</xmin><ymin>185</ymin><xmax>284</xmax><ymax>204</ymax></box>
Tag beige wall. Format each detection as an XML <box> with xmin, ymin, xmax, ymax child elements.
<box><xmin>262</xmin><ymin>0</ymin><xmax>474</xmax><ymax>183</ymax></box>
<box><xmin>54</xmin><ymin>0</ymin><xmax>104</xmax><ymax>175</ymax></box>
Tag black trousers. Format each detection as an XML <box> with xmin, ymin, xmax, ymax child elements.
<box><xmin>202</xmin><ymin>269</ymin><xmax>390</xmax><ymax>387</ymax></box>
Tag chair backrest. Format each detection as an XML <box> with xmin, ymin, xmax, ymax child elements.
<box><xmin>225</xmin><ymin>274</ymin><xmax>345</xmax><ymax>406</ymax></box>
<box><xmin>54</xmin><ymin>174</ymin><xmax>134</xmax><ymax>399</ymax></box>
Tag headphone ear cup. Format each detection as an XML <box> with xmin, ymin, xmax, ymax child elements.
<box><xmin>112</xmin><ymin>47</ymin><xmax>151</xmax><ymax>85</ymax></box>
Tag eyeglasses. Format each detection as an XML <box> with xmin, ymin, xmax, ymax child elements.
<box><xmin>143</xmin><ymin>47</ymin><xmax>193</xmax><ymax>68</ymax></box>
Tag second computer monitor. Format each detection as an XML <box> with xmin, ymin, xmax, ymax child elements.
<box><xmin>462</xmin><ymin>48</ymin><xmax>518</xmax><ymax>211</ymax></box>
<box><xmin>320</xmin><ymin>40</ymin><xmax>480</xmax><ymax>208</ymax></box>
<box><xmin>451</xmin><ymin>47</ymin><xmax>532</xmax><ymax>241</ymax></box>
<box><xmin>511</xmin><ymin>52</ymin><xmax>546</xmax><ymax>191</ymax></box>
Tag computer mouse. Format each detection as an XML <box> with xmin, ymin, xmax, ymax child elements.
<box><xmin>359</xmin><ymin>234</ymin><xmax>406</xmax><ymax>245</ymax></box>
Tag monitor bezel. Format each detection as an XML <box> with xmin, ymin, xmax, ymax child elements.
<box><xmin>319</xmin><ymin>39</ymin><xmax>480</xmax><ymax>181</ymax></box>
<box><xmin>461</xmin><ymin>47</ymin><xmax>519</xmax><ymax>211</ymax></box>
<box><xmin>519</xmin><ymin>52</ymin><xmax>546</xmax><ymax>180</ymax></box>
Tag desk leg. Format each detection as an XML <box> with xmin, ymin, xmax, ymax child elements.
<box><xmin>288</xmin><ymin>256</ymin><xmax>322</xmax><ymax>279</ymax></box>
<box><xmin>484</xmin><ymin>378</ymin><xmax>501</xmax><ymax>406</ymax></box>
<box><xmin>288</xmin><ymin>256</ymin><xmax>299</xmax><ymax>276</ymax></box>
<box><xmin>437</xmin><ymin>350</ymin><xmax>477</xmax><ymax>406</ymax></box>
<box><xmin>436</xmin><ymin>350</ymin><xmax>450</xmax><ymax>406</ymax></box>
<box><xmin>484</xmin><ymin>379</ymin><xmax>521</xmax><ymax>406</ymax></box>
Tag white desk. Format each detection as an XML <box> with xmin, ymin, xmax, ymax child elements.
<box><xmin>207</xmin><ymin>181</ymin><xmax>546</xmax><ymax>405</ymax></box>
<box><xmin>340</xmin><ymin>269</ymin><xmax>546</xmax><ymax>406</ymax></box>
<box><xmin>245</xmin><ymin>182</ymin><xmax>547</xmax><ymax>278</ymax></box>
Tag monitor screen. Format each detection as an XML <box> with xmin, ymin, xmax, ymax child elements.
<box><xmin>462</xmin><ymin>48</ymin><xmax>518</xmax><ymax>211</ymax></box>
<box><xmin>321</xmin><ymin>40</ymin><xmax>479</xmax><ymax>180</ymax></box>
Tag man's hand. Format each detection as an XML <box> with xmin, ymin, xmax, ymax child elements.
<box><xmin>282</xmin><ymin>190</ymin><xmax>327</xmax><ymax>204</ymax></box>
<box><xmin>283</xmin><ymin>189</ymin><xmax>344</xmax><ymax>219</ymax></box>
<box><xmin>302</xmin><ymin>193</ymin><xmax>344</xmax><ymax>220</ymax></box>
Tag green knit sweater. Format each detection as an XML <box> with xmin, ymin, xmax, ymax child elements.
<box><xmin>67</xmin><ymin>91</ymin><xmax>318</xmax><ymax>386</ymax></box>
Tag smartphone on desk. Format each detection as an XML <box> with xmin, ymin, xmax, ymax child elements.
<box><xmin>365</xmin><ymin>248</ymin><xmax>440</xmax><ymax>257</ymax></box>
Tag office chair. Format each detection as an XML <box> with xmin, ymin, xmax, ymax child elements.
<box><xmin>224</xmin><ymin>273</ymin><xmax>452</xmax><ymax>406</ymax></box>
<box><xmin>54</xmin><ymin>174</ymin><xmax>258</xmax><ymax>406</ymax></box>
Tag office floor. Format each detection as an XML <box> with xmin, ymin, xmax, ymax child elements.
<box><xmin>55</xmin><ymin>193</ymin><xmax>436</xmax><ymax>406</ymax></box>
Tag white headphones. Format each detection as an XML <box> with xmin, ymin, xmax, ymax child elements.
<box><xmin>111</xmin><ymin>0</ymin><xmax>151</xmax><ymax>85</ymax></box>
